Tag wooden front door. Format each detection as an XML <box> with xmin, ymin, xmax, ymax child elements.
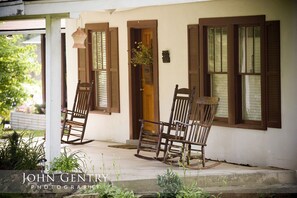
<box><xmin>141</xmin><ymin>29</ymin><xmax>155</xmax><ymax>132</ymax></box>
<box><xmin>128</xmin><ymin>20</ymin><xmax>159</xmax><ymax>139</ymax></box>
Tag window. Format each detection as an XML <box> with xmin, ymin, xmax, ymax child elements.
<box><xmin>77</xmin><ymin>23</ymin><xmax>120</xmax><ymax>114</ymax></box>
<box><xmin>188</xmin><ymin>16</ymin><xmax>281</xmax><ymax>129</ymax></box>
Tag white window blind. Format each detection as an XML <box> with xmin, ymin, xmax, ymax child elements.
<box><xmin>92</xmin><ymin>31</ymin><xmax>108</xmax><ymax>109</ymax></box>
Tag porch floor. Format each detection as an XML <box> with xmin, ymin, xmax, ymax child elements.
<box><xmin>65</xmin><ymin>140</ymin><xmax>297</xmax><ymax>195</ymax></box>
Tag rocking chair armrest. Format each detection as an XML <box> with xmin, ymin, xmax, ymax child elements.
<box><xmin>63</xmin><ymin>109</ymin><xmax>86</xmax><ymax>117</ymax></box>
<box><xmin>139</xmin><ymin>119</ymin><xmax>168</xmax><ymax>126</ymax></box>
<box><xmin>168</xmin><ymin>138</ymin><xmax>207</xmax><ymax>147</ymax></box>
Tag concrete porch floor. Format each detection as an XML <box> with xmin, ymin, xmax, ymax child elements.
<box><xmin>65</xmin><ymin>140</ymin><xmax>297</xmax><ymax>196</ymax></box>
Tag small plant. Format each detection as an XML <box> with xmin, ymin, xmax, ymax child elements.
<box><xmin>0</xmin><ymin>131</ymin><xmax>45</xmax><ymax>170</ymax></box>
<box><xmin>176</xmin><ymin>183</ymin><xmax>211</xmax><ymax>198</ymax></box>
<box><xmin>157</xmin><ymin>169</ymin><xmax>183</xmax><ymax>198</ymax></box>
<box><xmin>49</xmin><ymin>147</ymin><xmax>86</xmax><ymax>173</ymax></box>
<box><xmin>131</xmin><ymin>42</ymin><xmax>153</xmax><ymax>67</ymax></box>
<box><xmin>34</xmin><ymin>103</ymin><xmax>46</xmax><ymax>114</ymax></box>
<box><xmin>81</xmin><ymin>182</ymin><xmax>136</xmax><ymax>198</ymax></box>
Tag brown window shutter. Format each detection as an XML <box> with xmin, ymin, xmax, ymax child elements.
<box><xmin>266</xmin><ymin>21</ymin><xmax>281</xmax><ymax>128</ymax></box>
<box><xmin>188</xmin><ymin>24</ymin><xmax>199</xmax><ymax>99</ymax></box>
<box><xmin>77</xmin><ymin>28</ymin><xmax>88</xmax><ymax>83</ymax></box>
<box><xmin>109</xmin><ymin>27</ymin><xmax>120</xmax><ymax>113</ymax></box>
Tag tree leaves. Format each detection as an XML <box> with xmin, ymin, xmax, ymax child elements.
<box><xmin>0</xmin><ymin>35</ymin><xmax>40</xmax><ymax>120</ymax></box>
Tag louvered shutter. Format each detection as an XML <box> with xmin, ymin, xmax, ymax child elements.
<box><xmin>266</xmin><ymin>21</ymin><xmax>281</xmax><ymax>128</ymax></box>
<box><xmin>109</xmin><ymin>27</ymin><xmax>120</xmax><ymax>113</ymax></box>
<box><xmin>188</xmin><ymin>24</ymin><xmax>199</xmax><ymax>98</ymax></box>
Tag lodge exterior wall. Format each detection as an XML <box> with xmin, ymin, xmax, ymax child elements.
<box><xmin>65</xmin><ymin>0</ymin><xmax>297</xmax><ymax>170</ymax></box>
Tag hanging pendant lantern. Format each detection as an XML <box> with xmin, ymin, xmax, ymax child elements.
<box><xmin>72</xmin><ymin>27</ymin><xmax>87</xmax><ymax>48</ymax></box>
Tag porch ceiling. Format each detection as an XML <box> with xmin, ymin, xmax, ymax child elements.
<box><xmin>0</xmin><ymin>0</ymin><xmax>212</xmax><ymax>20</ymax></box>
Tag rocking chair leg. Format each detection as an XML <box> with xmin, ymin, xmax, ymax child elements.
<box><xmin>202</xmin><ymin>146</ymin><xmax>205</xmax><ymax>167</ymax></box>
<box><xmin>186</xmin><ymin>144</ymin><xmax>191</xmax><ymax>165</ymax></box>
<box><xmin>156</xmin><ymin>133</ymin><xmax>163</xmax><ymax>158</ymax></box>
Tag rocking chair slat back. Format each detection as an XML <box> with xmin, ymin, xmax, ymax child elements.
<box><xmin>61</xmin><ymin>80</ymin><xmax>94</xmax><ymax>144</ymax></box>
<box><xmin>72</xmin><ymin>84</ymin><xmax>92</xmax><ymax>119</ymax></box>
<box><xmin>187</xmin><ymin>96</ymin><xmax>219</xmax><ymax>145</ymax></box>
<box><xmin>169</xmin><ymin>87</ymin><xmax>195</xmax><ymax>131</ymax></box>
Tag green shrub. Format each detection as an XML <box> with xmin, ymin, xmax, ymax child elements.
<box><xmin>176</xmin><ymin>183</ymin><xmax>210</xmax><ymax>198</ymax></box>
<box><xmin>49</xmin><ymin>147</ymin><xmax>86</xmax><ymax>173</ymax></box>
<box><xmin>157</xmin><ymin>169</ymin><xmax>183</xmax><ymax>198</ymax></box>
<box><xmin>0</xmin><ymin>131</ymin><xmax>45</xmax><ymax>170</ymax></box>
<box><xmin>81</xmin><ymin>182</ymin><xmax>136</xmax><ymax>198</ymax></box>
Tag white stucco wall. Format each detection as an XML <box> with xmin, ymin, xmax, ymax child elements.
<box><xmin>66</xmin><ymin>0</ymin><xmax>297</xmax><ymax>170</ymax></box>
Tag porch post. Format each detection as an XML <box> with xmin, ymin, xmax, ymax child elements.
<box><xmin>45</xmin><ymin>15</ymin><xmax>61</xmax><ymax>165</ymax></box>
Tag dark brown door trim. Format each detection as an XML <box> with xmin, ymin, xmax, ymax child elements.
<box><xmin>127</xmin><ymin>20</ymin><xmax>159</xmax><ymax>139</ymax></box>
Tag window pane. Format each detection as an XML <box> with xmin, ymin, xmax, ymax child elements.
<box><xmin>95</xmin><ymin>70</ymin><xmax>108</xmax><ymax>108</ymax></box>
<box><xmin>242</xmin><ymin>75</ymin><xmax>261</xmax><ymax>121</ymax></box>
<box><xmin>246</xmin><ymin>27</ymin><xmax>254</xmax><ymax>73</ymax></box>
<box><xmin>207</xmin><ymin>28</ymin><xmax>214</xmax><ymax>72</ymax></box>
<box><xmin>254</xmin><ymin>26</ymin><xmax>261</xmax><ymax>73</ymax></box>
<box><xmin>208</xmin><ymin>27</ymin><xmax>227</xmax><ymax>73</ymax></box>
<box><xmin>222</xmin><ymin>27</ymin><xmax>228</xmax><ymax>72</ymax></box>
<box><xmin>211</xmin><ymin>74</ymin><xmax>228</xmax><ymax>118</ymax></box>
<box><xmin>214</xmin><ymin>28</ymin><xmax>221</xmax><ymax>72</ymax></box>
<box><xmin>92</xmin><ymin>31</ymin><xmax>107</xmax><ymax>70</ymax></box>
<box><xmin>239</xmin><ymin>26</ymin><xmax>261</xmax><ymax>74</ymax></box>
<box><xmin>239</xmin><ymin>27</ymin><xmax>246</xmax><ymax>73</ymax></box>
<box><xmin>92</xmin><ymin>32</ymin><xmax>98</xmax><ymax>69</ymax></box>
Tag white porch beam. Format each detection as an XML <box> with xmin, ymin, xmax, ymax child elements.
<box><xmin>45</xmin><ymin>15</ymin><xmax>62</xmax><ymax>165</ymax></box>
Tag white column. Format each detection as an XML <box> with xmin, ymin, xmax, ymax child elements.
<box><xmin>45</xmin><ymin>15</ymin><xmax>61</xmax><ymax>165</ymax></box>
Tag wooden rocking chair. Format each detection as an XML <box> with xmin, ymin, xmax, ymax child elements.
<box><xmin>61</xmin><ymin>80</ymin><xmax>94</xmax><ymax>144</ymax></box>
<box><xmin>164</xmin><ymin>96</ymin><xmax>219</xmax><ymax>167</ymax></box>
<box><xmin>135</xmin><ymin>85</ymin><xmax>195</xmax><ymax>160</ymax></box>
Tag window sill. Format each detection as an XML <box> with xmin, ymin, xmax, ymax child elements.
<box><xmin>213</xmin><ymin>120</ymin><xmax>267</xmax><ymax>131</ymax></box>
<box><xmin>90</xmin><ymin>110</ymin><xmax>111</xmax><ymax>115</ymax></box>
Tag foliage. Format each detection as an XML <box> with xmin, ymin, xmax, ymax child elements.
<box><xmin>176</xmin><ymin>183</ymin><xmax>211</xmax><ymax>198</ymax></box>
<box><xmin>131</xmin><ymin>42</ymin><xmax>153</xmax><ymax>66</ymax></box>
<box><xmin>34</xmin><ymin>103</ymin><xmax>45</xmax><ymax>114</ymax></box>
<box><xmin>49</xmin><ymin>147</ymin><xmax>86</xmax><ymax>173</ymax></box>
<box><xmin>0</xmin><ymin>35</ymin><xmax>40</xmax><ymax>121</ymax></box>
<box><xmin>0</xmin><ymin>131</ymin><xmax>45</xmax><ymax>170</ymax></box>
<box><xmin>81</xmin><ymin>182</ymin><xmax>136</xmax><ymax>198</ymax></box>
<box><xmin>157</xmin><ymin>169</ymin><xmax>183</xmax><ymax>198</ymax></box>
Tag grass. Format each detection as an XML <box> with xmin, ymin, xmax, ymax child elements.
<box><xmin>0</xmin><ymin>129</ymin><xmax>45</xmax><ymax>138</ymax></box>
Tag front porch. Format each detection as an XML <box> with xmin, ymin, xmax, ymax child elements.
<box><xmin>65</xmin><ymin>140</ymin><xmax>297</xmax><ymax>196</ymax></box>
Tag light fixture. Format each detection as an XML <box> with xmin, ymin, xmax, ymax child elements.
<box><xmin>72</xmin><ymin>27</ymin><xmax>87</xmax><ymax>48</ymax></box>
<box><xmin>72</xmin><ymin>14</ymin><xmax>87</xmax><ymax>48</ymax></box>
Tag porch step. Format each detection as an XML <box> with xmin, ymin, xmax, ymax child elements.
<box><xmin>113</xmin><ymin>169</ymin><xmax>297</xmax><ymax>195</ymax></box>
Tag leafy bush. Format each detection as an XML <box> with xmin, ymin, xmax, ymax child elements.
<box><xmin>0</xmin><ymin>131</ymin><xmax>45</xmax><ymax>170</ymax></box>
<box><xmin>49</xmin><ymin>147</ymin><xmax>86</xmax><ymax>173</ymax></box>
<box><xmin>81</xmin><ymin>182</ymin><xmax>136</xmax><ymax>198</ymax></box>
<box><xmin>157</xmin><ymin>169</ymin><xmax>183</xmax><ymax>198</ymax></box>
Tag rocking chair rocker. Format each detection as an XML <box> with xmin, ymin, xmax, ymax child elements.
<box><xmin>61</xmin><ymin>80</ymin><xmax>94</xmax><ymax>144</ymax></box>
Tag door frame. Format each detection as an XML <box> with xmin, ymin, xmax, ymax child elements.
<box><xmin>127</xmin><ymin>20</ymin><xmax>159</xmax><ymax>139</ymax></box>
